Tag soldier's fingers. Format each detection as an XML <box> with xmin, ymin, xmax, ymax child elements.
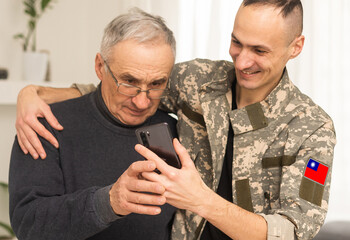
<box><xmin>42</xmin><ymin>105</ymin><xmax>64</xmax><ymax>131</ymax></box>
<box><xmin>16</xmin><ymin>128</ymin><xmax>28</xmax><ymax>155</ymax></box>
<box><xmin>21</xmin><ymin>124</ymin><xmax>46</xmax><ymax>159</ymax></box>
<box><xmin>17</xmin><ymin>128</ymin><xmax>39</xmax><ymax>159</ymax></box>
<box><xmin>141</xmin><ymin>171</ymin><xmax>166</xmax><ymax>185</ymax></box>
<box><xmin>173</xmin><ymin>138</ymin><xmax>195</xmax><ymax>168</ymax></box>
<box><xmin>31</xmin><ymin>119</ymin><xmax>59</xmax><ymax>149</ymax></box>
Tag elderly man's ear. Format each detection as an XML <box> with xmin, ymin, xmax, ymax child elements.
<box><xmin>95</xmin><ymin>53</ymin><xmax>105</xmax><ymax>81</ymax></box>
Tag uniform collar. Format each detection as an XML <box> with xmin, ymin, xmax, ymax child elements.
<box><xmin>231</xmin><ymin>68</ymin><xmax>295</xmax><ymax>135</ymax></box>
<box><xmin>198</xmin><ymin>67</ymin><xmax>295</xmax><ymax>135</ymax></box>
<box><xmin>261</xmin><ymin>68</ymin><xmax>295</xmax><ymax>117</ymax></box>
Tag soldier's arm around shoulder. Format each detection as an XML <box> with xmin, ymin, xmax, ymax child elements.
<box><xmin>160</xmin><ymin>59</ymin><xmax>233</xmax><ymax>114</ymax></box>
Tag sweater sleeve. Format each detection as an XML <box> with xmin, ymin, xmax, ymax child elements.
<box><xmin>9</xmin><ymin>133</ymin><xmax>114</xmax><ymax>240</ymax></box>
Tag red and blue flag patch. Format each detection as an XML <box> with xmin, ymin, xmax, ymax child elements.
<box><xmin>304</xmin><ymin>158</ymin><xmax>329</xmax><ymax>185</ymax></box>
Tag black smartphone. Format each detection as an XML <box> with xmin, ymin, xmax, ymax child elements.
<box><xmin>135</xmin><ymin>122</ymin><xmax>182</xmax><ymax>169</ymax></box>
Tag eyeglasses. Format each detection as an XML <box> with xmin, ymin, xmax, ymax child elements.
<box><xmin>103</xmin><ymin>58</ymin><xmax>167</xmax><ymax>100</ymax></box>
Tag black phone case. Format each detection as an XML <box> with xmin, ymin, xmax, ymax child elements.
<box><xmin>135</xmin><ymin>122</ymin><xmax>181</xmax><ymax>169</ymax></box>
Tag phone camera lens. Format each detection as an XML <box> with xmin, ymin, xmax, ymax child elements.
<box><xmin>140</xmin><ymin>131</ymin><xmax>149</xmax><ymax>147</ymax></box>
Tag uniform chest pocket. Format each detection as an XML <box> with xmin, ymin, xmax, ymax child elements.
<box><xmin>262</xmin><ymin>156</ymin><xmax>296</xmax><ymax>210</ymax></box>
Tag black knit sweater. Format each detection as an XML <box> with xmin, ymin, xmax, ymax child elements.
<box><xmin>9</xmin><ymin>89</ymin><xmax>177</xmax><ymax>240</ymax></box>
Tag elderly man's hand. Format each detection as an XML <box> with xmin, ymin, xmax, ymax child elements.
<box><xmin>109</xmin><ymin>160</ymin><xmax>166</xmax><ymax>216</ymax></box>
<box><xmin>16</xmin><ymin>85</ymin><xmax>63</xmax><ymax>159</ymax></box>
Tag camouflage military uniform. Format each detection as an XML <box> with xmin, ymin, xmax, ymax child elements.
<box><xmin>74</xmin><ymin>59</ymin><xmax>336</xmax><ymax>240</ymax></box>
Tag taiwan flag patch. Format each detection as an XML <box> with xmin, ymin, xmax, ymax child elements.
<box><xmin>304</xmin><ymin>159</ymin><xmax>329</xmax><ymax>185</ymax></box>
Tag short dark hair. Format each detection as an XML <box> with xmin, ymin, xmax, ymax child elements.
<box><xmin>243</xmin><ymin>0</ymin><xmax>303</xmax><ymax>36</ymax></box>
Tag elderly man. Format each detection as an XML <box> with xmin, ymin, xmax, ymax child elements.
<box><xmin>15</xmin><ymin>0</ymin><xmax>336</xmax><ymax>239</ymax></box>
<box><xmin>9</xmin><ymin>9</ymin><xmax>177</xmax><ymax>240</ymax></box>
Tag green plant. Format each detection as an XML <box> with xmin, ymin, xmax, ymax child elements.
<box><xmin>14</xmin><ymin>0</ymin><xmax>56</xmax><ymax>52</ymax></box>
<box><xmin>0</xmin><ymin>182</ymin><xmax>15</xmax><ymax>239</ymax></box>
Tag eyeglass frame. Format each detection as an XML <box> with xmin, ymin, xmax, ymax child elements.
<box><xmin>102</xmin><ymin>58</ymin><xmax>168</xmax><ymax>100</ymax></box>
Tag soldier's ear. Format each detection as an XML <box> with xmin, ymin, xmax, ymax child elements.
<box><xmin>289</xmin><ymin>35</ymin><xmax>305</xmax><ymax>59</ymax></box>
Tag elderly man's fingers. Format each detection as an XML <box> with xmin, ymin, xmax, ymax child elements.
<box><xmin>127</xmin><ymin>191</ymin><xmax>166</xmax><ymax>206</ymax></box>
<box><xmin>127</xmin><ymin>161</ymin><xmax>157</xmax><ymax>177</ymax></box>
<box><xmin>110</xmin><ymin>183</ymin><xmax>163</xmax><ymax>216</ymax></box>
<box><xmin>119</xmin><ymin>201</ymin><xmax>162</xmax><ymax>215</ymax></box>
<box><xmin>127</xmin><ymin>178</ymin><xmax>165</xmax><ymax>194</ymax></box>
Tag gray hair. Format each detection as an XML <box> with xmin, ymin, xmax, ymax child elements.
<box><xmin>100</xmin><ymin>8</ymin><xmax>176</xmax><ymax>62</ymax></box>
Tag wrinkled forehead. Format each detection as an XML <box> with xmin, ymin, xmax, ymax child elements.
<box><xmin>109</xmin><ymin>38</ymin><xmax>175</xmax><ymax>63</ymax></box>
<box><xmin>108</xmin><ymin>39</ymin><xmax>175</xmax><ymax>81</ymax></box>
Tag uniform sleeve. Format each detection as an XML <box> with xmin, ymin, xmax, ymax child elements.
<box><xmin>259</xmin><ymin>120</ymin><xmax>336</xmax><ymax>240</ymax></box>
<box><xmin>71</xmin><ymin>83</ymin><xmax>97</xmax><ymax>95</ymax></box>
<box><xmin>9</xmin><ymin>123</ymin><xmax>116</xmax><ymax>239</ymax></box>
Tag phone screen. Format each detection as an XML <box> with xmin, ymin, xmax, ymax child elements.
<box><xmin>135</xmin><ymin>122</ymin><xmax>181</xmax><ymax>169</ymax></box>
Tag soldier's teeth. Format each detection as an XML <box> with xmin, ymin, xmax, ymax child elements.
<box><xmin>242</xmin><ymin>70</ymin><xmax>256</xmax><ymax>74</ymax></box>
